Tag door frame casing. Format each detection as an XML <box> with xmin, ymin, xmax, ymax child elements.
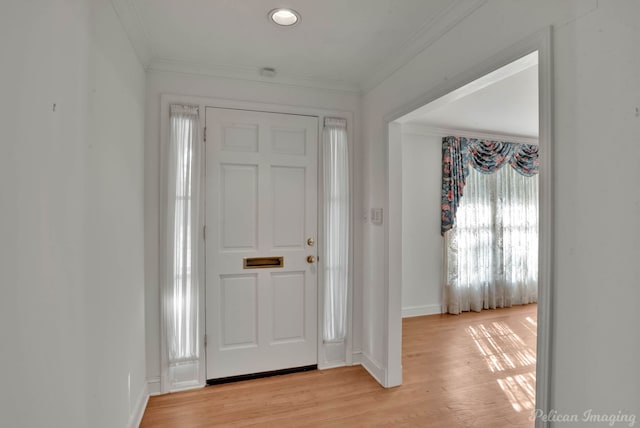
<box><xmin>381</xmin><ymin>27</ymin><xmax>554</xmax><ymax>427</ymax></box>
<box><xmin>158</xmin><ymin>94</ymin><xmax>356</xmax><ymax>392</ymax></box>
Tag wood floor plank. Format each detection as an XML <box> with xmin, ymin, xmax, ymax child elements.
<box><xmin>141</xmin><ymin>304</ymin><xmax>537</xmax><ymax>427</ymax></box>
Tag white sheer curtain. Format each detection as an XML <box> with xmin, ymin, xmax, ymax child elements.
<box><xmin>162</xmin><ymin>105</ymin><xmax>201</xmax><ymax>364</ymax></box>
<box><xmin>444</xmin><ymin>165</ymin><xmax>538</xmax><ymax>314</ymax></box>
<box><xmin>322</xmin><ymin>118</ymin><xmax>350</xmax><ymax>342</ymax></box>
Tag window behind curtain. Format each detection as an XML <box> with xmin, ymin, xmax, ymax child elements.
<box><xmin>322</xmin><ymin>117</ymin><xmax>350</xmax><ymax>342</ymax></box>
<box><xmin>164</xmin><ymin>105</ymin><xmax>201</xmax><ymax>363</ymax></box>
<box><xmin>445</xmin><ymin>165</ymin><xmax>538</xmax><ymax>314</ymax></box>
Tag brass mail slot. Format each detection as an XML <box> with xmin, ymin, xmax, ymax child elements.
<box><xmin>243</xmin><ymin>256</ymin><xmax>284</xmax><ymax>269</ymax></box>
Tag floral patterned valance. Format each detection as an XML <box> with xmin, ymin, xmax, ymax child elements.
<box><xmin>441</xmin><ymin>136</ymin><xmax>539</xmax><ymax>235</ymax></box>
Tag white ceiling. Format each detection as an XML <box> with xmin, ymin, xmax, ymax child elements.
<box><xmin>400</xmin><ymin>52</ymin><xmax>539</xmax><ymax>139</ymax></box>
<box><xmin>112</xmin><ymin>0</ymin><xmax>486</xmax><ymax>92</ymax></box>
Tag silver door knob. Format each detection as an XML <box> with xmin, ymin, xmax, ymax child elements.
<box><xmin>306</xmin><ymin>255</ymin><xmax>316</xmax><ymax>264</ymax></box>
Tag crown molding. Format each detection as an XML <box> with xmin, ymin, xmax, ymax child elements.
<box><xmin>361</xmin><ymin>0</ymin><xmax>487</xmax><ymax>94</ymax></box>
<box><xmin>401</xmin><ymin>123</ymin><xmax>539</xmax><ymax>146</ymax></box>
<box><xmin>109</xmin><ymin>0</ymin><xmax>152</xmax><ymax>68</ymax></box>
<box><xmin>148</xmin><ymin>57</ymin><xmax>362</xmax><ymax>95</ymax></box>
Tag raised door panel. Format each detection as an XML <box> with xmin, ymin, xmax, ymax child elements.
<box><xmin>271</xmin><ymin>166</ymin><xmax>305</xmax><ymax>249</ymax></box>
<box><xmin>220</xmin><ymin>164</ymin><xmax>258</xmax><ymax>250</ymax></box>
<box><xmin>220</xmin><ymin>274</ymin><xmax>258</xmax><ymax>349</ymax></box>
<box><xmin>271</xmin><ymin>272</ymin><xmax>306</xmax><ymax>343</ymax></box>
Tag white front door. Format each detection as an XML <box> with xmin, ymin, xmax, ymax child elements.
<box><xmin>204</xmin><ymin>107</ymin><xmax>318</xmax><ymax>380</ymax></box>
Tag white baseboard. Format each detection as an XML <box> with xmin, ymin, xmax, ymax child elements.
<box><xmin>402</xmin><ymin>304</ymin><xmax>442</xmax><ymax>318</ymax></box>
<box><xmin>353</xmin><ymin>351</ymin><xmax>386</xmax><ymax>387</ymax></box>
<box><xmin>128</xmin><ymin>383</ymin><xmax>149</xmax><ymax>428</ymax></box>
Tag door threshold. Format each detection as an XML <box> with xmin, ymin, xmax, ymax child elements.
<box><xmin>207</xmin><ymin>365</ymin><xmax>317</xmax><ymax>386</ymax></box>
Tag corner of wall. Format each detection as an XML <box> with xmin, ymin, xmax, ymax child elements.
<box><xmin>129</xmin><ymin>383</ymin><xmax>149</xmax><ymax>428</ymax></box>
<box><xmin>353</xmin><ymin>352</ymin><xmax>387</xmax><ymax>387</ymax></box>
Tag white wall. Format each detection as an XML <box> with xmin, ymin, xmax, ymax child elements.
<box><xmin>0</xmin><ymin>1</ymin><xmax>147</xmax><ymax>427</ymax></box>
<box><xmin>401</xmin><ymin>132</ymin><xmax>442</xmax><ymax>317</ymax></box>
<box><xmin>85</xmin><ymin>1</ymin><xmax>147</xmax><ymax>426</ymax></box>
<box><xmin>362</xmin><ymin>0</ymin><xmax>640</xmax><ymax>416</ymax></box>
<box><xmin>144</xmin><ymin>71</ymin><xmax>362</xmax><ymax>391</ymax></box>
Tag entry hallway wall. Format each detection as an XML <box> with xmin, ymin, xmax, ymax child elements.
<box><xmin>0</xmin><ymin>1</ymin><xmax>147</xmax><ymax>427</ymax></box>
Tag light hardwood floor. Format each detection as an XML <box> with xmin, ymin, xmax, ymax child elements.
<box><xmin>141</xmin><ymin>304</ymin><xmax>537</xmax><ymax>427</ymax></box>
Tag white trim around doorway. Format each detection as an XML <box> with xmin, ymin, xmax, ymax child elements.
<box><xmin>381</xmin><ymin>27</ymin><xmax>554</xmax><ymax>428</ymax></box>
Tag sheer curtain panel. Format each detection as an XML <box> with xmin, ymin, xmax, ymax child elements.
<box><xmin>445</xmin><ymin>167</ymin><xmax>538</xmax><ymax>314</ymax></box>
<box><xmin>441</xmin><ymin>136</ymin><xmax>539</xmax><ymax>314</ymax></box>
<box><xmin>163</xmin><ymin>105</ymin><xmax>201</xmax><ymax>366</ymax></box>
<box><xmin>322</xmin><ymin>118</ymin><xmax>350</xmax><ymax>342</ymax></box>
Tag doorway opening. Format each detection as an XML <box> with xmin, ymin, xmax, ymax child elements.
<box><xmin>384</xmin><ymin>29</ymin><xmax>552</xmax><ymax>426</ymax></box>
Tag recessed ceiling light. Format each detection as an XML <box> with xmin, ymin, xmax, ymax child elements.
<box><xmin>268</xmin><ymin>8</ymin><xmax>301</xmax><ymax>27</ymax></box>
